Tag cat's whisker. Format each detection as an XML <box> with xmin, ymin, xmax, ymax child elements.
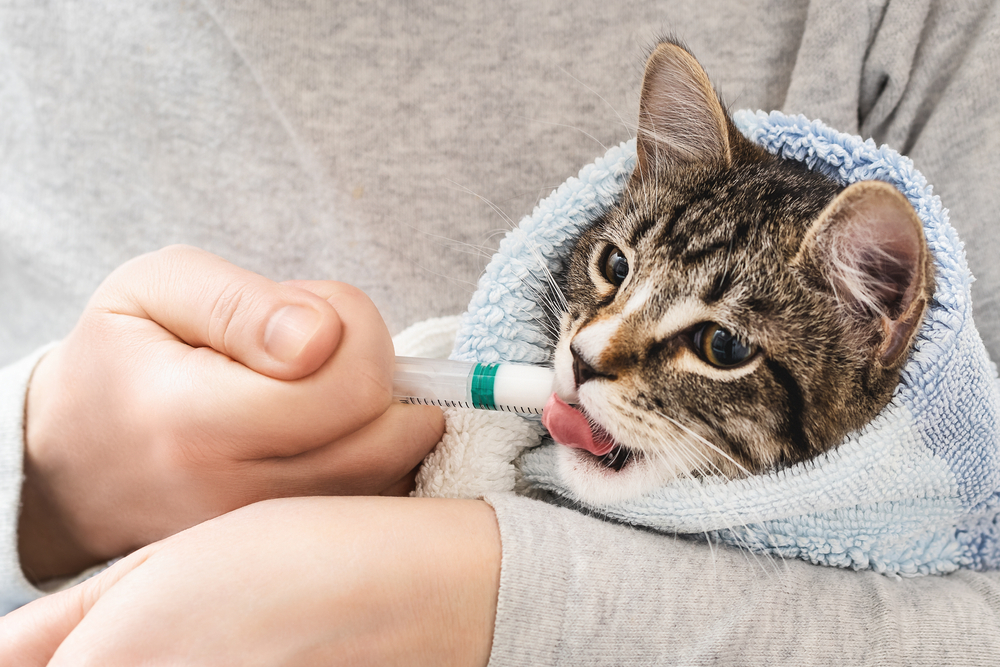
<box><xmin>399</xmin><ymin>220</ymin><xmax>508</xmax><ymax>282</ymax></box>
<box><xmin>415</xmin><ymin>231</ymin><xmax>500</xmax><ymax>262</ymax></box>
<box><xmin>441</xmin><ymin>179</ymin><xmax>574</xmax><ymax>220</ymax></box>
<box><xmin>514</xmin><ymin>248</ymin><xmax>569</xmax><ymax>314</ymax></box>
<box><xmin>645</xmin><ymin>442</ymin><xmax>721</xmax><ymax>569</ymax></box>
<box><xmin>645</xmin><ymin>431</ymin><xmax>722</xmax><ymax>566</ymax></box>
<box><xmin>444</xmin><ymin>179</ymin><xmax>572</xmax><ymax>322</ymax></box>
<box><xmin>401</xmin><ymin>258</ymin><xmax>482</xmax><ymax>290</ymax></box>
<box><xmin>452</xmin><ymin>189</ymin><xmax>569</xmax><ymax>316</ymax></box>
<box><xmin>655</xmin><ymin>412</ymin><xmax>754</xmax><ymax>479</ymax></box>
<box><xmin>514</xmin><ymin>115</ymin><xmax>609</xmax><ymax>152</ymax></box>
<box><xmin>644</xmin><ymin>422</ymin><xmax>783</xmax><ymax>577</ymax></box>
<box><xmin>519</xmin><ymin>278</ymin><xmax>566</xmax><ymax>340</ymax></box>
<box><xmin>442</xmin><ymin>179</ymin><xmax>524</xmax><ymax>232</ymax></box>
<box><xmin>555</xmin><ymin>64</ymin><xmax>635</xmax><ymax>142</ymax></box>
<box><xmin>458</xmin><ymin>189</ymin><xmax>519</xmax><ymax>231</ymax></box>
<box><xmin>645</xmin><ymin>420</ymin><xmax>721</xmax><ymax>478</ymax></box>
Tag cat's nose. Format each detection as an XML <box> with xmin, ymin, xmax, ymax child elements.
<box><xmin>571</xmin><ymin>346</ymin><xmax>613</xmax><ymax>387</ymax></box>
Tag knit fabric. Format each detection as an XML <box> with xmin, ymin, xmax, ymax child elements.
<box><xmin>0</xmin><ymin>347</ymin><xmax>48</xmax><ymax>612</ymax></box>
<box><xmin>450</xmin><ymin>110</ymin><xmax>1000</xmax><ymax>576</ymax></box>
<box><xmin>393</xmin><ymin>316</ymin><xmax>544</xmax><ymax>499</ymax></box>
<box><xmin>0</xmin><ymin>343</ymin><xmax>97</xmax><ymax>611</ymax></box>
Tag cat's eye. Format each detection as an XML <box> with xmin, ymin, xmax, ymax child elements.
<box><xmin>602</xmin><ymin>246</ymin><xmax>629</xmax><ymax>286</ymax></box>
<box><xmin>694</xmin><ymin>323</ymin><xmax>755</xmax><ymax>368</ymax></box>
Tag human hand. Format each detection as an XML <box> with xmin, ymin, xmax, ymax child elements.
<box><xmin>2</xmin><ymin>496</ymin><xmax>500</xmax><ymax>667</ymax></box>
<box><xmin>18</xmin><ymin>246</ymin><xmax>444</xmax><ymax>582</ymax></box>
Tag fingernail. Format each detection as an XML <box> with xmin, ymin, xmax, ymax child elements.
<box><xmin>264</xmin><ymin>305</ymin><xmax>323</xmax><ymax>363</ymax></box>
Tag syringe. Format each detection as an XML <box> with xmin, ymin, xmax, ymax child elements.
<box><xmin>393</xmin><ymin>356</ymin><xmax>554</xmax><ymax>414</ymax></box>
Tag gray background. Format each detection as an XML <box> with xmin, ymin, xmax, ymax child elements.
<box><xmin>2</xmin><ymin>0</ymin><xmax>997</xmax><ymax>366</ymax></box>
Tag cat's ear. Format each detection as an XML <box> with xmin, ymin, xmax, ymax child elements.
<box><xmin>633</xmin><ymin>42</ymin><xmax>731</xmax><ymax>179</ymax></box>
<box><xmin>799</xmin><ymin>181</ymin><xmax>932</xmax><ymax>367</ymax></box>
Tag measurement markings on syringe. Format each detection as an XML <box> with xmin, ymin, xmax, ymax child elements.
<box><xmin>398</xmin><ymin>397</ymin><xmax>476</xmax><ymax>409</ymax></box>
<box><xmin>398</xmin><ymin>396</ymin><xmax>542</xmax><ymax>414</ymax></box>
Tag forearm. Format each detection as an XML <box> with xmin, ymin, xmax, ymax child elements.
<box><xmin>485</xmin><ymin>492</ymin><xmax>1000</xmax><ymax>666</ymax></box>
<box><xmin>0</xmin><ymin>496</ymin><xmax>500</xmax><ymax>666</ymax></box>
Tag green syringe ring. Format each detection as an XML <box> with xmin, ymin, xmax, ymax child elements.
<box><xmin>470</xmin><ymin>362</ymin><xmax>499</xmax><ymax>409</ymax></box>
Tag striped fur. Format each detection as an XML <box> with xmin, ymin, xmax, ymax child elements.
<box><xmin>548</xmin><ymin>42</ymin><xmax>933</xmax><ymax>504</ymax></box>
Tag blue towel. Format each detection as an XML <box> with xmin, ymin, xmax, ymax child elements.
<box><xmin>452</xmin><ymin>110</ymin><xmax>1000</xmax><ymax>576</ymax></box>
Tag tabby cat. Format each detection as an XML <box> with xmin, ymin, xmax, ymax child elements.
<box><xmin>541</xmin><ymin>41</ymin><xmax>934</xmax><ymax>505</ymax></box>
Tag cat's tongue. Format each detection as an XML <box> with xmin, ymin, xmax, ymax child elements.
<box><xmin>542</xmin><ymin>394</ymin><xmax>616</xmax><ymax>456</ymax></box>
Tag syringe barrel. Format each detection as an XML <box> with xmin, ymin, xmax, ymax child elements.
<box><xmin>393</xmin><ymin>357</ymin><xmax>479</xmax><ymax>409</ymax></box>
<box><xmin>393</xmin><ymin>356</ymin><xmax>553</xmax><ymax>414</ymax></box>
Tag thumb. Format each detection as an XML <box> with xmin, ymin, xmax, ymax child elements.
<box><xmin>95</xmin><ymin>245</ymin><xmax>342</xmax><ymax>381</ymax></box>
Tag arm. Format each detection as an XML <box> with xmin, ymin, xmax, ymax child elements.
<box><xmin>5</xmin><ymin>493</ymin><xmax>1000</xmax><ymax>667</ymax></box>
<box><xmin>0</xmin><ymin>496</ymin><xmax>501</xmax><ymax>667</ymax></box>
<box><xmin>4</xmin><ymin>245</ymin><xmax>444</xmax><ymax>604</ymax></box>
<box><xmin>782</xmin><ymin>0</ymin><xmax>1000</xmax><ymax>359</ymax></box>
<box><xmin>486</xmin><ymin>494</ymin><xmax>1000</xmax><ymax>666</ymax></box>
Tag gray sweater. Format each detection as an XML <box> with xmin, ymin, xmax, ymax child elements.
<box><xmin>2</xmin><ymin>1</ymin><xmax>1000</xmax><ymax>663</ymax></box>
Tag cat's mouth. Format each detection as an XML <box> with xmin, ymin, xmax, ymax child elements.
<box><xmin>542</xmin><ymin>394</ymin><xmax>639</xmax><ymax>472</ymax></box>
<box><xmin>598</xmin><ymin>444</ymin><xmax>639</xmax><ymax>471</ymax></box>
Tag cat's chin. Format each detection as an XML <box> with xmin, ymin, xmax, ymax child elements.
<box><xmin>554</xmin><ymin>443</ymin><xmax>684</xmax><ymax>506</ymax></box>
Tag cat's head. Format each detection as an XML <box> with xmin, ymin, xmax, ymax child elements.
<box><xmin>545</xmin><ymin>41</ymin><xmax>934</xmax><ymax>505</ymax></box>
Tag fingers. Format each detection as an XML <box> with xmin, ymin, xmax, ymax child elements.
<box><xmin>0</xmin><ymin>546</ymin><xmax>156</xmax><ymax>666</ymax></box>
<box><xmin>237</xmin><ymin>403</ymin><xmax>445</xmax><ymax>498</ymax></box>
<box><xmin>96</xmin><ymin>245</ymin><xmax>342</xmax><ymax>381</ymax></box>
<box><xmin>162</xmin><ymin>279</ymin><xmax>399</xmax><ymax>461</ymax></box>
<box><xmin>0</xmin><ymin>591</ymin><xmax>85</xmax><ymax>666</ymax></box>
<box><xmin>87</xmin><ymin>246</ymin><xmax>401</xmax><ymax>460</ymax></box>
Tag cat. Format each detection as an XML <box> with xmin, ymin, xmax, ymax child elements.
<box><xmin>540</xmin><ymin>40</ymin><xmax>935</xmax><ymax>506</ymax></box>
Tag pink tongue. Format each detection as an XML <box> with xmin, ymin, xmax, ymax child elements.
<box><xmin>542</xmin><ymin>394</ymin><xmax>616</xmax><ymax>457</ymax></box>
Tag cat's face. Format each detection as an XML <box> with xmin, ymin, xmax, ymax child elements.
<box><xmin>545</xmin><ymin>42</ymin><xmax>934</xmax><ymax>505</ymax></box>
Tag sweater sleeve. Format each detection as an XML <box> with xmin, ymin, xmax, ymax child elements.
<box><xmin>782</xmin><ymin>0</ymin><xmax>1000</xmax><ymax>359</ymax></box>
<box><xmin>485</xmin><ymin>492</ymin><xmax>1000</xmax><ymax>666</ymax></box>
<box><xmin>0</xmin><ymin>346</ymin><xmax>53</xmax><ymax>614</ymax></box>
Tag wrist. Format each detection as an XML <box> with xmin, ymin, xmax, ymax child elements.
<box><xmin>17</xmin><ymin>463</ymin><xmax>98</xmax><ymax>584</ymax></box>
<box><xmin>18</xmin><ymin>347</ymin><xmax>100</xmax><ymax>583</ymax></box>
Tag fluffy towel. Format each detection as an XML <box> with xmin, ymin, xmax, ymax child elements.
<box><xmin>395</xmin><ymin>316</ymin><xmax>544</xmax><ymax>499</ymax></box>
<box><xmin>412</xmin><ymin>110</ymin><xmax>1000</xmax><ymax>576</ymax></box>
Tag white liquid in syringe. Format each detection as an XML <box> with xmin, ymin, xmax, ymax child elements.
<box><xmin>393</xmin><ymin>356</ymin><xmax>554</xmax><ymax>415</ymax></box>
